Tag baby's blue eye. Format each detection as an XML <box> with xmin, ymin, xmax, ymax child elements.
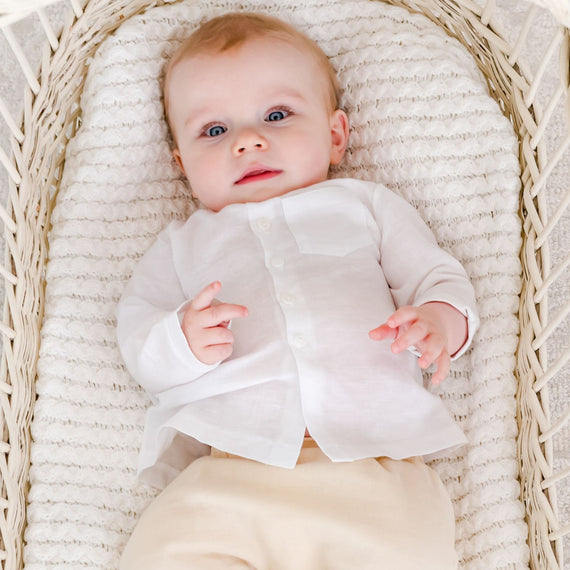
<box><xmin>266</xmin><ymin>110</ymin><xmax>289</xmax><ymax>122</ymax></box>
<box><xmin>205</xmin><ymin>125</ymin><xmax>226</xmax><ymax>137</ymax></box>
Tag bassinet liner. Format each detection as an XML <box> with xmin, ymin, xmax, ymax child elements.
<box><xmin>0</xmin><ymin>0</ymin><xmax>568</xmax><ymax>569</ymax></box>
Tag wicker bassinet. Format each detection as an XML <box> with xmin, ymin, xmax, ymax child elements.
<box><xmin>0</xmin><ymin>0</ymin><xmax>568</xmax><ymax>569</ymax></box>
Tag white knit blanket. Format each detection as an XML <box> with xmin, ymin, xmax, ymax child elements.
<box><xmin>24</xmin><ymin>1</ymin><xmax>529</xmax><ymax>568</ymax></box>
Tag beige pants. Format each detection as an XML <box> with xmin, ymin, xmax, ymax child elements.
<box><xmin>121</xmin><ymin>440</ymin><xmax>457</xmax><ymax>570</ymax></box>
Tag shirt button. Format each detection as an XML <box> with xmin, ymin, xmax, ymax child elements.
<box><xmin>280</xmin><ymin>293</ymin><xmax>295</xmax><ymax>305</ymax></box>
<box><xmin>292</xmin><ymin>334</ymin><xmax>307</xmax><ymax>348</ymax></box>
<box><xmin>271</xmin><ymin>256</ymin><xmax>285</xmax><ymax>268</ymax></box>
<box><xmin>256</xmin><ymin>218</ymin><xmax>271</xmax><ymax>231</ymax></box>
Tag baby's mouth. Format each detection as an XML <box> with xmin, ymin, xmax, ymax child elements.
<box><xmin>235</xmin><ymin>168</ymin><xmax>282</xmax><ymax>185</ymax></box>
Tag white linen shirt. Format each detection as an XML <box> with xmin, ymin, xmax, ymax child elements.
<box><xmin>117</xmin><ymin>178</ymin><xmax>479</xmax><ymax>489</ymax></box>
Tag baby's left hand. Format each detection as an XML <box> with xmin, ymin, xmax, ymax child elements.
<box><xmin>369</xmin><ymin>303</ymin><xmax>464</xmax><ymax>386</ymax></box>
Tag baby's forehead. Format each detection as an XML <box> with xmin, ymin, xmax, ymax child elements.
<box><xmin>167</xmin><ymin>35</ymin><xmax>336</xmax><ymax>104</ymax></box>
<box><xmin>173</xmin><ymin>35</ymin><xmax>313</xmax><ymax>71</ymax></box>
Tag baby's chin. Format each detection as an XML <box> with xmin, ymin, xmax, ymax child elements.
<box><xmin>249</xmin><ymin>175</ymin><xmax>329</xmax><ymax>200</ymax></box>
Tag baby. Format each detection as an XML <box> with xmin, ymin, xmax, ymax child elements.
<box><xmin>118</xmin><ymin>12</ymin><xmax>479</xmax><ymax>570</ymax></box>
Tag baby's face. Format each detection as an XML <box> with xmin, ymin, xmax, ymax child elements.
<box><xmin>167</xmin><ymin>37</ymin><xmax>348</xmax><ymax>211</ymax></box>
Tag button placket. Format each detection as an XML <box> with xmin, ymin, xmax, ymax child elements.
<box><xmin>248</xmin><ymin>200</ymin><xmax>312</xmax><ymax>355</ymax></box>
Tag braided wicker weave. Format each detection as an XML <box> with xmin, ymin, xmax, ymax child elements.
<box><xmin>0</xmin><ymin>1</ymin><xmax>568</xmax><ymax>569</ymax></box>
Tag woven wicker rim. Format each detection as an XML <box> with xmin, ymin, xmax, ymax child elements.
<box><xmin>0</xmin><ymin>1</ymin><xmax>568</xmax><ymax>568</ymax></box>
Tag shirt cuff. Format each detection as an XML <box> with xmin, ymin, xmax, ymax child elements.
<box><xmin>449</xmin><ymin>304</ymin><xmax>479</xmax><ymax>360</ymax></box>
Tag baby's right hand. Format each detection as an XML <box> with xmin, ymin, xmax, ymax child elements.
<box><xmin>181</xmin><ymin>281</ymin><xmax>248</xmax><ymax>365</ymax></box>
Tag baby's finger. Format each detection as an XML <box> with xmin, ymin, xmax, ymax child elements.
<box><xmin>202</xmin><ymin>303</ymin><xmax>248</xmax><ymax>328</ymax></box>
<box><xmin>430</xmin><ymin>351</ymin><xmax>451</xmax><ymax>386</ymax></box>
<box><xmin>368</xmin><ymin>323</ymin><xmax>397</xmax><ymax>341</ymax></box>
<box><xmin>417</xmin><ymin>336</ymin><xmax>446</xmax><ymax>369</ymax></box>
<box><xmin>384</xmin><ymin>305</ymin><xmax>419</xmax><ymax>329</ymax></box>
<box><xmin>191</xmin><ymin>281</ymin><xmax>223</xmax><ymax>311</ymax></box>
<box><xmin>210</xmin><ymin>299</ymin><xmax>229</xmax><ymax>327</ymax></box>
<box><xmin>390</xmin><ymin>321</ymin><xmax>428</xmax><ymax>354</ymax></box>
<box><xmin>198</xmin><ymin>342</ymin><xmax>234</xmax><ymax>365</ymax></box>
<box><xmin>199</xmin><ymin>325</ymin><xmax>235</xmax><ymax>348</ymax></box>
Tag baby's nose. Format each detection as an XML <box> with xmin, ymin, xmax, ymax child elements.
<box><xmin>232</xmin><ymin>129</ymin><xmax>268</xmax><ymax>155</ymax></box>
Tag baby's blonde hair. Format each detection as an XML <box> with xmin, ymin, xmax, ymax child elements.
<box><xmin>163</xmin><ymin>12</ymin><xmax>342</xmax><ymax>140</ymax></box>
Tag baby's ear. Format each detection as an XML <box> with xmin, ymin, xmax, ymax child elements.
<box><xmin>329</xmin><ymin>109</ymin><xmax>350</xmax><ymax>165</ymax></box>
<box><xmin>172</xmin><ymin>148</ymin><xmax>186</xmax><ymax>176</ymax></box>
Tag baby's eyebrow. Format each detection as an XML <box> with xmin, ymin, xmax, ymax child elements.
<box><xmin>184</xmin><ymin>107</ymin><xmax>214</xmax><ymax>130</ymax></box>
<box><xmin>264</xmin><ymin>87</ymin><xmax>307</xmax><ymax>104</ymax></box>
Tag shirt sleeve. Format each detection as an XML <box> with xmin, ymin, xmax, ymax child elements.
<box><xmin>372</xmin><ymin>186</ymin><xmax>480</xmax><ymax>359</ymax></box>
<box><xmin>116</xmin><ymin>223</ymin><xmax>219</xmax><ymax>397</ymax></box>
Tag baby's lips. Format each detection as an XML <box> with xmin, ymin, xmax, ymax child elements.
<box><xmin>235</xmin><ymin>166</ymin><xmax>282</xmax><ymax>185</ymax></box>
